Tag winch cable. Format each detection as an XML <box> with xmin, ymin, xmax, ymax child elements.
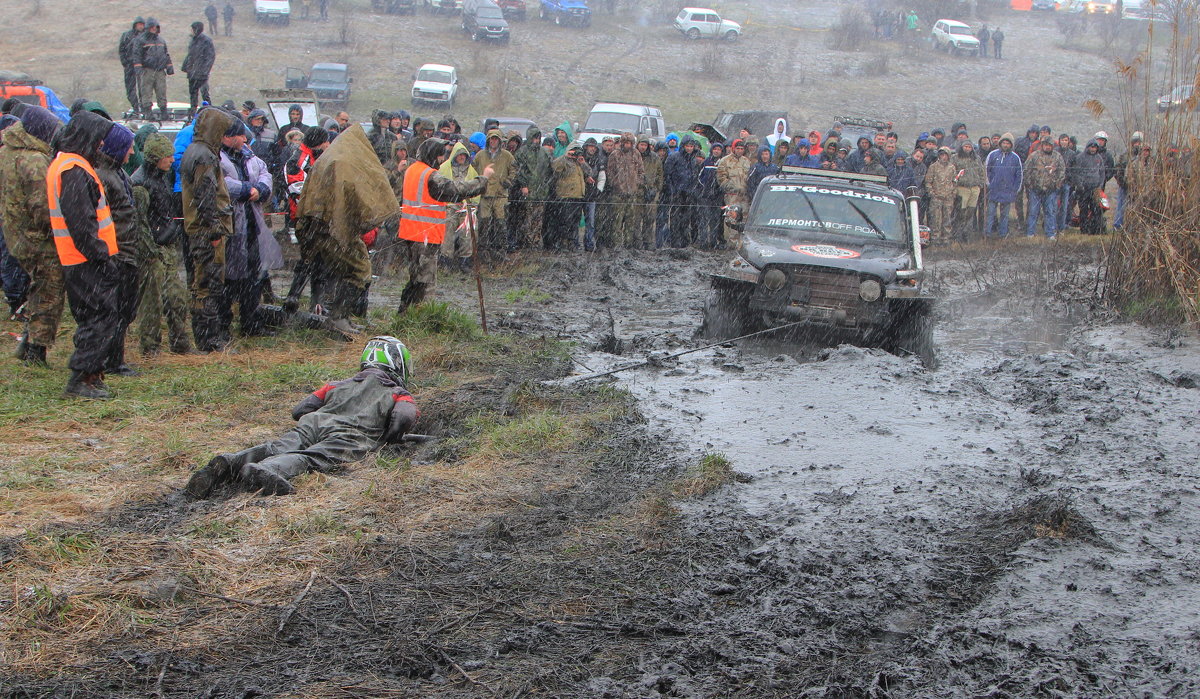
<box><xmin>563</xmin><ymin>320</ymin><xmax>811</xmax><ymax>384</ymax></box>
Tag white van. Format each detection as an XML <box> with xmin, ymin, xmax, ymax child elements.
<box><xmin>575</xmin><ymin>102</ymin><xmax>666</xmax><ymax>146</ymax></box>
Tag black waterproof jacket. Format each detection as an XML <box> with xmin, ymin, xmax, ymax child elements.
<box><xmin>182</xmin><ymin>27</ymin><xmax>216</xmax><ymax>80</ymax></box>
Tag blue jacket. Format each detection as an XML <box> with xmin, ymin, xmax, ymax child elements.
<box><xmin>784</xmin><ymin>153</ymin><xmax>820</xmax><ymax>168</ymax></box>
<box><xmin>985</xmin><ymin>149</ymin><xmax>1023</xmax><ymax>203</ymax></box>
<box><xmin>172</xmin><ymin>122</ymin><xmax>195</xmax><ymax>193</ymax></box>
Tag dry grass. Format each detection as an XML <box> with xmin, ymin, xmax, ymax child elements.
<box><xmin>0</xmin><ymin>304</ymin><xmax>638</xmax><ymax>680</ymax></box>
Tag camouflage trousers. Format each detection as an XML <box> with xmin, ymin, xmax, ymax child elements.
<box><xmin>139</xmin><ymin>70</ymin><xmax>167</xmax><ymax>113</ymax></box>
<box><xmin>442</xmin><ymin>204</ymin><xmax>474</xmax><ymax>258</ymax></box>
<box><xmin>137</xmin><ymin>242</ymin><xmax>192</xmax><ymax>354</ymax></box>
<box><xmin>639</xmin><ymin>196</ymin><xmax>659</xmax><ymax>250</ymax></box>
<box><xmin>601</xmin><ymin>194</ymin><xmax>639</xmax><ymax>249</ymax></box>
<box><xmin>517</xmin><ymin>201</ymin><xmax>544</xmax><ymax>249</ymax></box>
<box><xmin>929</xmin><ymin>196</ymin><xmax>955</xmax><ymax>244</ymax></box>
<box><xmin>188</xmin><ymin>233</ymin><xmax>228</xmax><ymax>352</ymax></box>
<box><xmin>8</xmin><ymin>243</ymin><xmax>64</xmax><ymax>348</ymax></box>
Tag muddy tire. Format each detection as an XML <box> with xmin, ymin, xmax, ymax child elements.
<box><xmin>687</xmin><ymin>27</ymin><xmax>700</xmax><ymax>39</ymax></box>
<box><xmin>888</xmin><ymin>306</ymin><xmax>936</xmax><ymax>369</ymax></box>
<box><xmin>699</xmin><ymin>287</ymin><xmax>751</xmax><ymax>341</ymax></box>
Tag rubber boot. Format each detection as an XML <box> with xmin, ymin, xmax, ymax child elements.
<box><xmin>22</xmin><ymin>343</ymin><xmax>48</xmax><ymax>368</ymax></box>
<box><xmin>240</xmin><ymin>463</ymin><xmax>296</xmax><ymax>496</ymax></box>
<box><xmin>64</xmin><ymin>371</ymin><xmax>112</xmax><ymax>400</ymax></box>
<box><xmin>397</xmin><ymin>282</ymin><xmax>428</xmax><ymax>316</ymax></box>
<box><xmin>185</xmin><ymin>443</ymin><xmax>273</xmax><ymax>498</ymax></box>
<box><xmin>13</xmin><ymin>336</ymin><xmax>26</xmax><ymax>360</ymax></box>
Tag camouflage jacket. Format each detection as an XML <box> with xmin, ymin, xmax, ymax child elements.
<box><xmin>0</xmin><ymin>122</ymin><xmax>54</xmax><ymax>259</ymax></box>
<box><xmin>1023</xmin><ymin>149</ymin><xmax>1066</xmax><ymax>194</ymax></box>
<box><xmin>925</xmin><ymin>159</ymin><xmax>958</xmax><ymax>199</ymax></box>
<box><xmin>716</xmin><ymin>154</ymin><xmax>751</xmax><ymax>195</ymax></box>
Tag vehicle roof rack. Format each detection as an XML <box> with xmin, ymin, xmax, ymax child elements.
<box><xmin>0</xmin><ymin>78</ymin><xmax>45</xmax><ymax>87</ymax></box>
<box><xmin>779</xmin><ymin>165</ymin><xmax>890</xmax><ymax>185</ymax></box>
<box><xmin>833</xmin><ymin>116</ymin><xmax>892</xmax><ymax>130</ymax></box>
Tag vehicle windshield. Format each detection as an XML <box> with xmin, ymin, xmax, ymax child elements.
<box><xmin>584</xmin><ymin>111</ymin><xmax>640</xmax><ymax>134</ymax></box>
<box><xmin>677</xmin><ymin>9</ymin><xmax>688</xmax><ymax>18</ymax></box>
<box><xmin>417</xmin><ymin>69</ymin><xmax>452</xmax><ymax>84</ymax></box>
<box><xmin>750</xmin><ymin>183</ymin><xmax>906</xmax><ymax>242</ymax></box>
<box><xmin>309</xmin><ymin>69</ymin><xmax>345</xmax><ymax>83</ymax></box>
<box><xmin>478</xmin><ymin>7</ymin><xmax>503</xmax><ymax>17</ymax></box>
<box><xmin>949</xmin><ymin>25</ymin><xmax>974</xmax><ymax>35</ymax></box>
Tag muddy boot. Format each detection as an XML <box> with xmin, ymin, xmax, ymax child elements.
<box><xmin>64</xmin><ymin>371</ymin><xmax>111</xmax><ymax>400</ymax></box>
<box><xmin>13</xmin><ymin>336</ymin><xmax>26</xmax><ymax>360</ymax></box>
<box><xmin>396</xmin><ymin>282</ymin><xmax>428</xmax><ymax>315</ymax></box>
<box><xmin>22</xmin><ymin>343</ymin><xmax>48</xmax><ymax>368</ymax></box>
<box><xmin>185</xmin><ymin>453</ymin><xmax>237</xmax><ymax>498</ymax></box>
<box><xmin>240</xmin><ymin>463</ymin><xmax>296</xmax><ymax>496</ymax></box>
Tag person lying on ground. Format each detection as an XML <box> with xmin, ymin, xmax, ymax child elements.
<box><xmin>184</xmin><ymin>335</ymin><xmax>418</xmax><ymax>497</ymax></box>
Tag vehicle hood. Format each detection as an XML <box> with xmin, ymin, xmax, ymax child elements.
<box><xmin>413</xmin><ymin>80</ymin><xmax>452</xmax><ymax>92</ymax></box>
<box><xmin>721</xmin><ymin>19</ymin><xmax>741</xmax><ymax>29</ymax></box>
<box><xmin>478</xmin><ymin>15</ymin><xmax>509</xmax><ymax>27</ymax></box>
<box><xmin>739</xmin><ymin>228</ymin><xmax>911</xmax><ymax>282</ymax></box>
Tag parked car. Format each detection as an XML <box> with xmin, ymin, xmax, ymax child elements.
<box><xmin>285</xmin><ymin>63</ymin><xmax>352</xmax><ymax>105</ymax></box>
<box><xmin>674</xmin><ymin>7</ymin><xmax>742</xmax><ymax>40</ymax></box>
<box><xmin>463</xmin><ymin>0</ymin><xmax>511</xmax><ymax>41</ymax></box>
<box><xmin>254</xmin><ymin>0</ymin><xmax>291</xmax><ymax>24</ymax></box>
<box><xmin>539</xmin><ymin>0</ymin><xmax>591</xmax><ymax>26</ymax></box>
<box><xmin>931</xmin><ymin>19</ymin><xmax>980</xmax><ymax>55</ymax></box>
<box><xmin>575</xmin><ymin>102</ymin><xmax>666</xmax><ymax>146</ymax></box>
<box><xmin>496</xmin><ymin>0</ymin><xmax>527</xmax><ymax>19</ymax></box>
<box><xmin>1157</xmin><ymin>84</ymin><xmax>1195</xmax><ymax>112</ymax></box>
<box><xmin>0</xmin><ymin>73</ymin><xmax>70</xmax><ymax>122</ymax></box>
<box><xmin>1085</xmin><ymin>0</ymin><xmax>1116</xmax><ymax>13</ymax></box>
<box><xmin>482</xmin><ymin>117</ymin><xmax>538</xmax><ymax>134</ymax></box>
<box><xmin>372</xmin><ymin>0</ymin><xmax>417</xmax><ymax>13</ymax></box>
<box><xmin>1031</xmin><ymin>0</ymin><xmax>1059</xmax><ymax>9</ymax></box>
<box><xmin>412</xmin><ymin>64</ymin><xmax>458</xmax><ymax>107</ymax></box>
<box><xmin>425</xmin><ymin>0</ymin><xmax>463</xmax><ymax>13</ymax></box>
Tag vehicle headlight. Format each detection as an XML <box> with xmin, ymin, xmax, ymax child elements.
<box><xmin>859</xmin><ymin>279</ymin><xmax>882</xmax><ymax>302</ymax></box>
<box><xmin>762</xmin><ymin>268</ymin><xmax>788</xmax><ymax>291</ymax></box>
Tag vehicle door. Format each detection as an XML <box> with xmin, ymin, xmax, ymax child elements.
<box><xmin>704</xmin><ymin>13</ymin><xmax>721</xmax><ymax>37</ymax></box>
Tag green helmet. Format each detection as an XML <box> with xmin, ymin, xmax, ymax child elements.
<box><xmin>360</xmin><ymin>336</ymin><xmax>412</xmax><ymax>383</ymax></box>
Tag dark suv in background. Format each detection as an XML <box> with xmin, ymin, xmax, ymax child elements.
<box><xmin>463</xmin><ymin>0</ymin><xmax>511</xmax><ymax>41</ymax></box>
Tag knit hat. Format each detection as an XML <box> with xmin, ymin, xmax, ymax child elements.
<box><xmin>100</xmin><ymin>122</ymin><xmax>135</xmax><ymax>161</ymax></box>
<box><xmin>918</xmin><ymin>131</ymin><xmax>930</xmax><ymax>141</ymax></box>
<box><xmin>142</xmin><ymin>133</ymin><xmax>174</xmax><ymax>164</ymax></box>
<box><xmin>18</xmin><ymin>105</ymin><xmax>60</xmax><ymax>144</ymax></box>
<box><xmin>1000</xmin><ymin>132</ymin><xmax>1015</xmax><ymax>145</ymax></box>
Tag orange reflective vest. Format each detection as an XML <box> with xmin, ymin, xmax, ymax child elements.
<box><xmin>46</xmin><ymin>153</ymin><xmax>118</xmax><ymax>266</ymax></box>
<box><xmin>399</xmin><ymin>162</ymin><xmax>447</xmax><ymax>245</ymax></box>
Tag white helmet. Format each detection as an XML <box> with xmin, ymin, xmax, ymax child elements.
<box><xmin>1094</xmin><ymin>131</ymin><xmax>1109</xmax><ymax>140</ymax></box>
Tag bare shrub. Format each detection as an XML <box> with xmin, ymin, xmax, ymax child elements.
<box><xmin>827</xmin><ymin>6</ymin><xmax>873</xmax><ymax>52</ymax></box>
<box><xmin>26</xmin><ymin>0</ymin><xmax>42</xmax><ymax>17</ymax></box>
<box><xmin>862</xmin><ymin>50</ymin><xmax>890</xmax><ymax>75</ymax></box>
<box><xmin>697</xmin><ymin>41</ymin><xmax>724</xmax><ymax>76</ymax></box>
<box><xmin>490</xmin><ymin>62</ymin><xmax>509</xmax><ymax>112</ymax></box>
<box><xmin>1107</xmin><ymin>10</ymin><xmax>1200</xmax><ymax>324</ymax></box>
<box><xmin>337</xmin><ymin>12</ymin><xmax>356</xmax><ymax>45</ymax></box>
<box><xmin>1055</xmin><ymin>12</ymin><xmax>1088</xmax><ymax>46</ymax></box>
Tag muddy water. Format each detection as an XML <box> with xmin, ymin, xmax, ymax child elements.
<box><xmin>432</xmin><ymin>247</ymin><xmax>1199</xmax><ymax>692</ymax></box>
<box><xmin>565</xmin><ymin>255</ymin><xmax>1200</xmax><ymax>694</ymax></box>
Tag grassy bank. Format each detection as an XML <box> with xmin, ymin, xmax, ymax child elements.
<box><xmin>0</xmin><ymin>301</ymin><xmax>664</xmax><ymax>691</ymax></box>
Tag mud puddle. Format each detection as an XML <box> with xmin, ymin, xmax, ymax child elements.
<box><xmin>541</xmin><ymin>247</ymin><xmax>1200</xmax><ymax>695</ymax></box>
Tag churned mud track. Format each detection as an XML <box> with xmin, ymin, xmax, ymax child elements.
<box><xmin>5</xmin><ymin>243</ymin><xmax>1199</xmax><ymax>697</ymax></box>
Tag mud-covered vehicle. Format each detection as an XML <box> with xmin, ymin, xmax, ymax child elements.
<box><xmin>703</xmin><ymin>166</ymin><xmax>934</xmax><ymax>365</ymax></box>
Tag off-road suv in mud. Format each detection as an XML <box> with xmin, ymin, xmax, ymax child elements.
<box><xmin>703</xmin><ymin>166</ymin><xmax>934</xmax><ymax>365</ymax></box>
